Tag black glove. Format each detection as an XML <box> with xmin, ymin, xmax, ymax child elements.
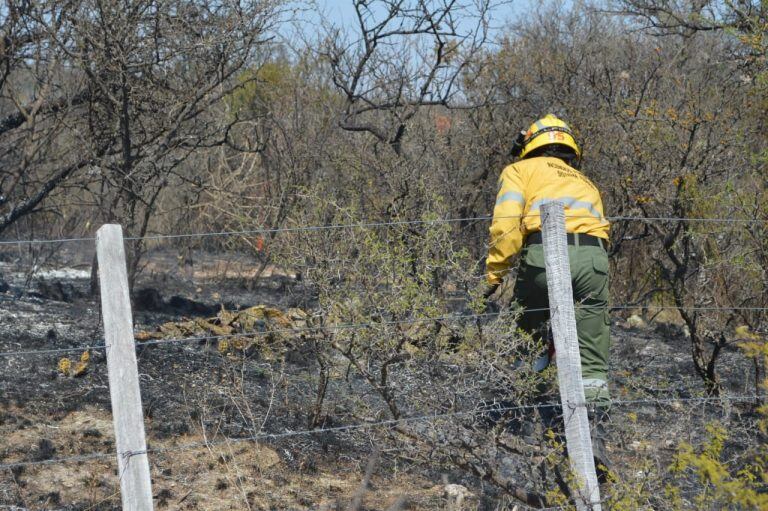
<box><xmin>482</xmin><ymin>282</ymin><xmax>501</xmax><ymax>314</ymax></box>
<box><xmin>483</xmin><ymin>282</ymin><xmax>500</xmax><ymax>299</ymax></box>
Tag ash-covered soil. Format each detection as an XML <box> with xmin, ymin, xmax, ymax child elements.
<box><xmin>0</xmin><ymin>247</ymin><xmax>763</xmax><ymax>510</ymax></box>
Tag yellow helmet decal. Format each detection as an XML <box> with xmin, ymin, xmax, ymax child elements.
<box><xmin>519</xmin><ymin>114</ymin><xmax>581</xmax><ymax>159</ymax></box>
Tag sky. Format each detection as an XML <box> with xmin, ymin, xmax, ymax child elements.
<box><xmin>283</xmin><ymin>0</ymin><xmax>542</xmax><ymax>46</ymax></box>
<box><xmin>312</xmin><ymin>0</ymin><xmax>537</xmax><ymax>24</ymax></box>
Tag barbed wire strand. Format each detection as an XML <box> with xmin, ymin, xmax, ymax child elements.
<box><xmin>0</xmin><ymin>344</ymin><xmax>107</xmax><ymax>357</ymax></box>
<box><xmin>0</xmin><ymin>311</ymin><xmax>508</xmax><ymax>358</ymax></box>
<box><xmin>132</xmin><ymin>395</ymin><xmax>764</xmax><ymax>457</ymax></box>
<box><xmin>130</xmin><ymin>304</ymin><xmax>768</xmax><ymax>352</ymax></box>
<box><xmin>3</xmin><ymin>301</ymin><xmax>768</xmax><ymax>359</ymax></box>
<box><xmin>2</xmin><ymin>214</ymin><xmax>499</xmax><ymax>246</ymax></box>
<box><xmin>0</xmin><ymin>394</ymin><xmax>761</xmax><ymax>472</ymax></box>
<box><xmin>0</xmin><ymin>213</ymin><xmax>766</xmax><ymax>246</ymax></box>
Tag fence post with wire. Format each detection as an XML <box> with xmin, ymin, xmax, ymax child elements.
<box><xmin>541</xmin><ymin>201</ymin><xmax>601</xmax><ymax>510</ymax></box>
<box><xmin>3</xmin><ymin>213</ymin><xmax>768</xmax><ymax>509</ymax></box>
<box><xmin>96</xmin><ymin>224</ymin><xmax>154</xmax><ymax>511</ymax></box>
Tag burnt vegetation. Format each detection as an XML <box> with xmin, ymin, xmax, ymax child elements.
<box><xmin>1</xmin><ymin>0</ymin><xmax>767</xmax><ymax>510</ymax></box>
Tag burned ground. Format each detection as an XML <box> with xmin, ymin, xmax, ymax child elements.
<box><xmin>0</xmin><ymin>248</ymin><xmax>763</xmax><ymax>510</ymax></box>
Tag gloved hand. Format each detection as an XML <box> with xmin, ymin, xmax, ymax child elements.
<box><xmin>483</xmin><ymin>282</ymin><xmax>500</xmax><ymax>299</ymax></box>
<box><xmin>482</xmin><ymin>282</ymin><xmax>500</xmax><ymax>314</ymax></box>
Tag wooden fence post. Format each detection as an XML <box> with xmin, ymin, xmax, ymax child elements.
<box><xmin>96</xmin><ymin>224</ymin><xmax>154</xmax><ymax>511</ymax></box>
<box><xmin>540</xmin><ymin>202</ymin><xmax>601</xmax><ymax>510</ymax></box>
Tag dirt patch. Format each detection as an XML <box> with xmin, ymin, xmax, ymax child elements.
<box><xmin>1</xmin><ymin>401</ymin><xmax>449</xmax><ymax>510</ymax></box>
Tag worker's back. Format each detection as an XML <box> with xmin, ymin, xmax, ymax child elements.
<box><xmin>487</xmin><ymin>156</ymin><xmax>609</xmax><ymax>284</ymax></box>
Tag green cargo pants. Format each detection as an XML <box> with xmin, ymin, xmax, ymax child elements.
<box><xmin>513</xmin><ymin>238</ymin><xmax>611</xmax><ymax>405</ymax></box>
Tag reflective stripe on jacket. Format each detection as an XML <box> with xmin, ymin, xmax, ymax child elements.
<box><xmin>486</xmin><ymin>156</ymin><xmax>610</xmax><ymax>284</ymax></box>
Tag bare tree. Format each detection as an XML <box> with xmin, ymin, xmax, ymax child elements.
<box><xmin>611</xmin><ymin>0</ymin><xmax>767</xmax><ymax>36</ymax></box>
<box><xmin>319</xmin><ymin>0</ymin><xmax>494</xmax><ymax>155</ymax></box>
<box><xmin>0</xmin><ymin>0</ymin><xmax>93</xmax><ymax>236</ymax></box>
<box><xmin>0</xmin><ymin>0</ymin><xmax>288</xmax><ymax>283</ymax></box>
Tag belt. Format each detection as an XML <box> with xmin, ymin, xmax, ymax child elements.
<box><xmin>524</xmin><ymin>231</ymin><xmax>605</xmax><ymax>248</ymax></box>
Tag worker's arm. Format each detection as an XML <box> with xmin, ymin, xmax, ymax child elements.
<box><xmin>486</xmin><ymin>165</ymin><xmax>526</xmax><ymax>284</ymax></box>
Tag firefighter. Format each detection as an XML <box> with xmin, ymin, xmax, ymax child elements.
<box><xmin>484</xmin><ymin>113</ymin><xmax>611</xmax><ymax>478</ymax></box>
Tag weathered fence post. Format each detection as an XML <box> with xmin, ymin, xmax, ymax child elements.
<box><xmin>96</xmin><ymin>224</ymin><xmax>154</xmax><ymax>510</ymax></box>
<box><xmin>540</xmin><ymin>202</ymin><xmax>601</xmax><ymax>510</ymax></box>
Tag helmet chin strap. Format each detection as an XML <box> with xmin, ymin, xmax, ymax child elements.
<box><xmin>510</xmin><ymin>131</ymin><xmax>527</xmax><ymax>157</ymax></box>
<box><xmin>572</xmin><ymin>153</ymin><xmax>582</xmax><ymax>170</ymax></box>
<box><xmin>521</xmin><ymin>143</ymin><xmax>581</xmax><ymax>168</ymax></box>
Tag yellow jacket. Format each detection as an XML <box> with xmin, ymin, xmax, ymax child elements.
<box><xmin>486</xmin><ymin>157</ymin><xmax>610</xmax><ymax>284</ymax></box>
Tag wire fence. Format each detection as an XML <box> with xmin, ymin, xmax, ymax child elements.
<box><xmin>0</xmin><ymin>393</ymin><xmax>761</xmax><ymax>472</ymax></box>
<box><xmin>0</xmin><ymin>213</ymin><xmax>766</xmax><ymax>246</ymax></box>
<box><xmin>0</xmin><ymin>211</ymin><xmax>762</xmax><ymax>300</ymax></box>
<box><xmin>1</xmin><ymin>213</ymin><xmax>767</xmax><ymax>509</ymax></box>
<box><xmin>0</xmin><ymin>302</ymin><xmax>766</xmax><ymax>359</ymax></box>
